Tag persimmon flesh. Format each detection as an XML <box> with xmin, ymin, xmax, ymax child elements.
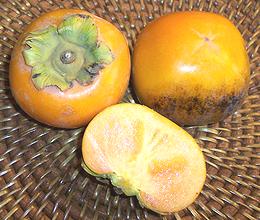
<box><xmin>133</xmin><ymin>11</ymin><xmax>250</xmax><ymax>125</ymax></box>
<box><xmin>9</xmin><ymin>9</ymin><xmax>130</xmax><ymax>128</ymax></box>
<box><xmin>82</xmin><ymin>103</ymin><xmax>206</xmax><ymax>214</ymax></box>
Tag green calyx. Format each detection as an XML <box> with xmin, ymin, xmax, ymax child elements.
<box><xmin>23</xmin><ymin>14</ymin><xmax>114</xmax><ymax>91</ymax></box>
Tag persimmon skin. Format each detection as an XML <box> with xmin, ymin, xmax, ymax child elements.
<box><xmin>82</xmin><ymin>103</ymin><xmax>206</xmax><ymax>214</ymax></box>
<box><xmin>133</xmin><ymin>11</ymin><xmax>250</xmax><ymax>125</ymax></box>
<box><xmin>9</xmin><ymin>9</ymin><xmax>130</xmax><ymax>128</ymax></box>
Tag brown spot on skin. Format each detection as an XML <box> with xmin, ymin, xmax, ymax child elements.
<box><xmin>153</xmin><ymin>96</ymin><xmax>176</xmax><ymax>118</ymax></box>
<box><xmin>62</xmin><ymin>105</ymin><xmax>74</xmax><ymax>116</ymax></box>
<box><xmin>222</xmin><ymin>91</ymin><xmax>247</xmax><ymax>116</ymax></box>
<box><xmin>77</xmin><ymin>14</ymin><xmax>89</xmax><ymax>19</ymax></box>
<box><xmin>151</xmin><ymin>89</ymin><xmax>247</xmax><ymax>125</ymax></box>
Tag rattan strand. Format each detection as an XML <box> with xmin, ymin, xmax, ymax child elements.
<box><xmin>0</xmin><ymin>0</ymin><xmax>259</xmax><ymax>219</ymax></box>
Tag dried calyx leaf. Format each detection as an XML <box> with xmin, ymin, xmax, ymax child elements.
<box><xmin>23</xmin><ymin>14</ymin><xmax>114</xmax><ymax>91</ymax></box>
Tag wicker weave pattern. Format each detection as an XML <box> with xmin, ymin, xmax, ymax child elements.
<box><xmin>0</xmin><ymin>0</ymin><xmax>259</xmax><ymax>219</ymax></box>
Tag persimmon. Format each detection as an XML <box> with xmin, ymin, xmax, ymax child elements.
<box><xmin>82</xmin><ymin>103</ymin><xmax>206</xmax><ymax>214</ymax></box>
<box><xmin>133</xmin><ymin>11</ymin><xmax>250</xmax><ymax>125</ymax></box>
<box><xmin>9</xmin><ymin>9</ymin><xmax>130</xmax><ymax>128</ymax></box>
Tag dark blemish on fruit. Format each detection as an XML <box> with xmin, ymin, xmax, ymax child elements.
<box><xmin>152</xmin><ymin>96</ymin><xmax>177</xmax><ymax>119</ymax></box>
<box><xmin>204</xmin><ymin>37</ymin><xmax>210</xmax><ymax>42</ymax></box>
<box><xmin>63</xmin><ymin>105</ymin><xmax>74</xmax><ymax>116</ymax></box>
<box><xmin>86</xmin><ymin>63</ymin><xmax>103</xmax><ymax>76</ymax></box>
<box><xmin>187</xmin><ymin>91</ymin><xmax>245</xmax><ymax>117</ymax></box>
<box><xmin>185</xmin><ymin>97</ymin><xmax>201</xmax><ymax>114</ymax></box>
<box><xmin>222</xmin><ymin>91</ymin><xmax>246</xmax><ymax>115</ymax></box>
<box><xmin>151</xmin><ymin>89</ymin><xmax>246</xmax><ymax>124</ymax></box>
<box><xmin>32</xmin><ymin>73</ymin><xmax>40</xmax><ymax>78</ymax></box>
<box><xmin>77</xmin><ymin>14</ymin><xmax>88</xmax><ymax>19</ymax></box>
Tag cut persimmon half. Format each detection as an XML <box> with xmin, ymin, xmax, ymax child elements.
<box><xmin>82</xmin><ymin>103</ymin><xmax>206</xmax><ymax>214</ymax></box>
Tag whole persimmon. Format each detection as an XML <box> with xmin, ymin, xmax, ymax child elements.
<box><xmin>82</xmin><ymin>103</ymin><xmax>206</xmax><ymax>214</ymax></box>
<box><xmin>10</xmin><ymin>9</ymin><xmax>130</xmax><ymax>128</ymax></box>
<box><xmin>133</xmin><ymin>11</ymin><xmax>250</xmax><ymax>125</ymax></box>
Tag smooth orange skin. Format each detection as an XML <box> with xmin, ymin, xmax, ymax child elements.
<box><xmin>9</xmin><ymin>9</ymin><xmax>130</xmax><ymax>128</ymax></box>
<box><xmin>82</xmin><ymin>103</ymin><xmax>206</xmax><ymax>214</ymax></box>
<box><xmin>133</xmin><ymin>11</ymin><xmax>250</xmax><ymax>125</ymax></box>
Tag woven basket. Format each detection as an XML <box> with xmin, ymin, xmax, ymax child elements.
<box><xmin>0</xmin><ymin>0</ymin><xmax>259</xmax><ymax>219</ymax></box>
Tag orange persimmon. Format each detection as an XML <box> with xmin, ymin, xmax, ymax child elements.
<box><xmin>133</xmin><ymin>11</ymin><xmax>250</xmax><ymax>125</ymax></box>
<box><xmin>9</xmin><ymin>9</ymin><xmax>130</xmax><ymax>128</ymax></box>
<box><xmin>82</xmin><ymin>103</ymin><xmax>206</xmax><ymax>214</ymax></box>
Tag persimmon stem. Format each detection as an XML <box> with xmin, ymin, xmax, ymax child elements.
<box><xmin>60</xmin><ymin>50</ymin><xmax>76</xmax><ymax>64</ymax></box>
